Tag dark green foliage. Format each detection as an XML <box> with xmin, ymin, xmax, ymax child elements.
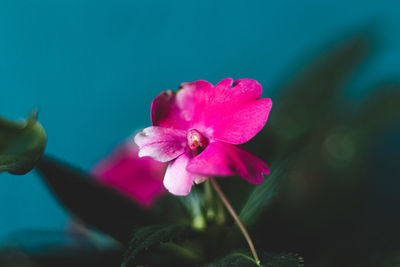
<box><xmin>121</xmin><ymin>224</ymin><xmax>198</xmax><ymax>267</ymax></box>
<box><xmin>248</xmin><ymin>34</ymin><xmax>371</xmax><ymax>162</ymax></box>
<box><xmin>3</xmin><ymin>32</ymin><xmax>400</xmax><ymax>267</ymax></box>
<box><xmin>0</xmin><ymin>230</ymin><xmax>124</xmax><ymax>267</ymax></box>
<box><xmin>239</xmin><ymin>160</ymin><xmax>289</xmax><ymax>227</ymax></box>
<box><xmin>36</xmin><ymin>156</ymin><xmax>156</xmax><ymax>245</ymax></box>
<box><xmin>0</xmin><ymin>111</ymin><xmax>46</xmax><ymax>174</ymax></box>
<box><xmin>351</xmin><ymin>85</ymin><xmax>400</xmax><ymax>132</ymax></box>
<box><xmin>245</xmin><ymin>33</ymin><xmax>400</xmax><ymax>267</ymax></box>
<box><xmin>270</xmin><ymin>34</ymin><xmax>369</xmax><ymax>146</ymax></box>
<box><xmin>204</xmin><ymin>250</ymin><xmax>304</xmax><ymax>267</ymax></box>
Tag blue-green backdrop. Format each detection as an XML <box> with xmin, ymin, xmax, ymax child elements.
<box><xmin>0</xmin><ymin>0</ymin><xmax>399</xmax><ymax>239</ymax></box>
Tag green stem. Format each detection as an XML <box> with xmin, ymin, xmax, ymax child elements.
<box><xmin>204</xmin><ymin>180</ymin><xmax>226</xmax><ymax>224</ymax></box>
<box><xmin>210</xmin><ymin>178</ymin><xmax>261</xmax><ymax>266</ymax></box>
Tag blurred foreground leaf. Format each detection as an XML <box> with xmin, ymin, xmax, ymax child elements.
<box><xmin>239</xmin><ymin>161</ymin><xmax>289</xmax><ymax>227</ymax></box>
<box><xmin>204</xmin><ymin>250</ymin><xmax>304</xmax><ymax>267</ymax></box>
<box><xmin>36</xmin><ymin>156</ymin><xmax>155</xmax><ymax>245</ymax></box>
<box><xmin>122</xmin><ymin>224</ymin><xmax>198</xmax><ymax>267</ymax></box>
<box><xmin>271</xmin><ymin>34</ymin><xmax>369</xmax><ymax>144</ymax></box>
<box><xmin>352</xmin><ymin>85</ymin><xmax>400</xmax><ymax>132</ymax></box>
<box><xmin>249</xmin><ymin>34</ymin><xmax>372</xmax><ymax>163</ymax></box>
<box><xmin>0</xmin><ymin>111</ymin><xmax>46</xmax><ymax>175</ymax></box>
<box><xmin>0</xmin><ymin>229</ymin><xmax>122</xmax><ymax>267</ymax></box>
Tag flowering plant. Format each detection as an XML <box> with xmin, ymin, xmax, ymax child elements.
<box><xmin>135</xmin><ymin>78</ymin><xmax>271</xmax><ymax>195</ymax></box>
<box><xmin>1</xmin><ymin>35</ymin><xmax>399</xmax><ymax>267</ymax></box>
<box><xmin>133</xmin><ymin>78</ymin><xmax>272</xmax><ymax>264</ymax></box>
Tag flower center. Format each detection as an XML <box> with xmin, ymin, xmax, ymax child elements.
<box><xmin>187</xmin><ymin>129</ymin><xmax>208</xmax><ymax>152</ymax></box>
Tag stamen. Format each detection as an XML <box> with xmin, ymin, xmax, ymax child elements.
<box><xmin>187</xmin><ymin>129</ymin><xmax>208</xmax><ymax>151</ymax></box>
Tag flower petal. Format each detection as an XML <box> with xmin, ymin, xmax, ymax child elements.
<box><xmin>211</xmin><ymin>98</ymin><xmax>272</xmax><ymax>144</ymax></box>
<box><xmin>211</xmin><ymin>78</ymin><xmax>263</xmax><ymax>105</ymax></box>
<box><xmin>187</xmin><ymin>141</ymin><xmax>269</xmax><ymax>184</ymax></box>
<box><xmin>151</xmin><ymin>90</ymin><xmax>190</xmax><ymax>130</ymax></box>
<box><xmin>174</xmin><ymin>80</ymin><xmax>213</xmax><ymax>125</ymax></box>
<box><xmin>150</xmin><ymin>79</ymin><xmax>271</xmax><ymax>144</ymax></box>
<box><xmin>229</xmin><ymin>78</ymin><xmax>263</xmax><ymax>101</ymax></box>
<box><xmin>151</xmin><ymin>80</ymin><xmax>213</xmax><ymax>130</ymax></box>
<box><xmin>163</xmin><ymin>153</ymin><xmax>200</xmax><ymax>196</ymax></box>
<box><xmin>176</xmin><ymin>78</ymin><xmax>271</xmax><ymax>144</ymax></box>
<box><xmin>134</xmin><ymin>126</ymin><xmax>187</xmax><ymax>162</ymax></box>
<box><xmin>91</xmin><ymin>142</ymin><xmax>166</xmax><ymax>207</ymax></box>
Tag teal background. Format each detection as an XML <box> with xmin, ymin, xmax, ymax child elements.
<box><xmin>0</xmin><ymin>0</ymin><xmax>399</xmax><ymax>239</ymax></box>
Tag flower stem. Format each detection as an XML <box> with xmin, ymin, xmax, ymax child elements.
<box><xmin>210</xmin><ymin>178</ymin><xmax>261</xmax><ymax>266</ymax></box>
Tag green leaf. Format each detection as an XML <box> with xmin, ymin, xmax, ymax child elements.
<box><xmin>352</xmin><ymin>84</ymin><xmax>400</xmax><ymax>132</ymax></box>
<box><xmin>239</xmin><ymin>161</ymin><xmax>288</xmax><ymax>226</ymax></box>
<box><xmin>36</xmin><ymin>156</ymin><xmax>156</xmax><ymax>245</ymax></box>
<box><xmin>122</xmin><ymin>224</ymin><xmax>197</xmax><ymax>267</ymax></box>
<box><xmin>369</xmin><ymin>250</ymin><xmax>400</xmax><ymax>267</ymax></box>
<box><xmin>204</xmin><ymin>250</ymin><xmax>304</xmax><ymax>267</ymax></box>
<box><xmin>247</xmin><ymin>34</ymin><xmax>372</xmax><ymax>163</ymax></box>
<box><xmin>270</xmin><ymin>34</ymin><xmax>370</xmax><ymax>144</ymax></box>
<box><xmin>0</xmin><ymin>111</ymin><xmax>47</xmax><ymax>175</ymax></box>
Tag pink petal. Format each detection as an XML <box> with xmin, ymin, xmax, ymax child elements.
<box><xmin>151</xmin><ymin>90</ymin><xmax>189</xmax><ymax>130</ymax></box>
<box><xmin>174</xmin><ymin>79</ymin><xmax>225</xmax><ymax>127</ymax></box>
<box><xmin>211</xmin><ymin>98</ymin><xmax>272</xmax><ymax>144</ymax></box>
<box><xmin>134</xmin><ymin>126</ymin><xmax>187</xmax><ymax>162</ymax></box>
<box><xmin>150</xmin><ymin>81</ymin><xmax>213</xmax><ymax>130</ymax></box>
<box><xmin>202</xmin><ymin>78</ymin><xmax>271</xmax><ymax>144</ymax></box>
<box><xmin>211</xmin><ymin>78</ymin><xmax>263</xmax><ymax>105</ymax></box>
<box><xmin>150</xmin><ymin>78</ymin><xmax>271</xmax><ymax>144</ymax></box>
<box><xmin>187</xmin><ymin>141</ymin><xmax>269</xmax><ymax>184</ymax></box>
<box><xmin>175</xmin><ymin>80</ymin><xmax>213</xmax><ymax>121</ymax></box>
<box><xmin>163</xmin><ymin>153</ymin><xmax>202</xmax><ymax>196</ymax></box>
<box><xmin>174</xmin><ymin>78</ymin><xmax>271</xmax><ymax>144</ymax></box>
<box><xmin>228</xmin><ymin>78</ymin><xmax>263</xmax><ymax>101</ymax></box>
<box><xmin>91</xmin><ymin>142</ymin><xmax>166</xmax><ymax>207</ymax></box>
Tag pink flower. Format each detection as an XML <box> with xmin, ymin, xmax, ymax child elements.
<box><xmin>92</xmin><ymin>142</ymin><xmax>166</xmax><ymax>207</ymax></box>
<box><xmin>134</xmin><ymin>78</ymin><xmax>272</xmax><ymax>196</ymax></box>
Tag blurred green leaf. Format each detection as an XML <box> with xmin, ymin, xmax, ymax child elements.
<box><xmin>247</xmin><ymin>34</ymin><xmax>372</xmax><ymax>165</ymax></box>
<box><xmin>0</xmin><ymin>111</ymin><xmax>46</xmax><ymax>175</ymax></box>
<box><xmin>268</xmin><ymin>35</ymin><xmax>369</xmax><ymax>147</ymax></box>
<box><xmin>0</xmin><ymin>251</ymin><xmax>38</xmax><ymax>267</ymax></box>
<box><xmin>371</xmin><ymin>250</ymin><xmax>400</xmax><ymax>267</ymax></box>
<box><xmin>273</xmin><ymin>34</ymin><xmax>369</xmax><ymax>138</ymax></box>
<box><xmin>121</xmin><ymin>224</ymin><xmax>198</xmax><ymax>267</ymax></box>
<box><xmin>36</xmin><ymin>156</ymin><xmax>156</xmax><ymax>245</ymax></box>
<box><xmin>239</xmin><ymin>161</ymin><xmax>288</xmax><ymax>227</ymax></box>
<box><xmin>0</xmin><ymin>229</ymin><xmax>123</xmax><ymax>267</ymax></box>
<box><xmin>352</xmin><ymin>84</ymin><xmax>400</xmax><ymax>132</ymax></box>
<box><xmin>204</xmin><ymin>250</ymin><xmax>304</xmax><ymax>267</ymax></box>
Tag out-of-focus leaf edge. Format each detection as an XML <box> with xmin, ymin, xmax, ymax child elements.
<box><xmin>203</xmin><ymin>250</ymin><xmax>304</xmax><ymax>267</ymax></box>
<box><xmin>36</xmin><ymin>156</ymin><xmax>157</xmax><ymax>245</ymax></box>
<box><xmin>121</xmin><ymin>224</ymin><xmax>199</xmax><ymax>267</ymax></box>
<box><xmin>0</xmin><ymin>110</ymin><xmax>47</xmax><ymax>175</ymax></box>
